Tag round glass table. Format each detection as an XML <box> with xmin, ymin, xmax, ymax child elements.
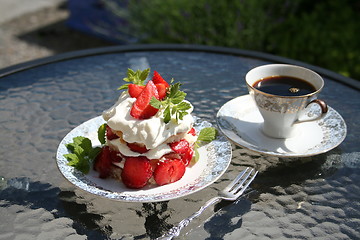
<box><xmin>0</xmin><ymin>44</ymin><xmax>359</xmax><ymax>239</ymax></box>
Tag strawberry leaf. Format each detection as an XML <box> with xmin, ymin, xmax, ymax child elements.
<box><xmin>118</xmin><ymin>83</ymin><xmax>130</xmax><ymax>90</ymax></box>
<box><xmin>118</xmin><ymin>68</ymin><xmax>150</xmax><ymax>90</ymax></box>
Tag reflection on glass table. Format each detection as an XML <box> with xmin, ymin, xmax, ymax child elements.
<box><xmin>0</xmin><ymin>44</ymin><xmax>359</xmax><ymax>239</ymax></box>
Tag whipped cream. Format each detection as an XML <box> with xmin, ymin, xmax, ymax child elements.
<box><xmin>103</xmin><ymin>92</ymin><xmax>194</xmax><ymax>150</ymax></box>
<box><xmin>108</xmin><ymin>132</ymin><xmax>196</xmax><ymax>160</ymax></box>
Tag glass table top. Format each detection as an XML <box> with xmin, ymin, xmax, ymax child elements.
<box><xmin>0</xmin><ymin>45</ymin><xmax>359</xmax><ymax>239</ymax></box>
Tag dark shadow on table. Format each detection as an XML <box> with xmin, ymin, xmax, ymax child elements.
<box><xmin>203</xmin><ymin>197</ymin><xmax>252</xmax><ymax>240</ymax></box>
<box><xmin>0</xmin><ymin>177</ymin><xmax>108</xmax><ymax>239</ymax></box>
<box><xmin>135</xmin><ymin>202</ymin><xmax>172</xmax><ymax>239</ymax></box>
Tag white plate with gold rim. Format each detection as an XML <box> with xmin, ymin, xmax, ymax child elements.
<box><xmin>216</xmin><ymin>95</ymin><xmax>347</xmax><ymax>157</ymax></box>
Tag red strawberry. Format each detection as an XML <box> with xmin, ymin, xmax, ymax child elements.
<box><xmin>170</xmin><ymin>139</ymin><xmax>190</xmax><ymax>154</ymax></box>
<box><xmin>155</xmin><ymin>83</ymin><xmax>167</xmax><ymax>100</ymax></box>
<box><xmin>182</xmin><ymin>147</ymin><xmax>194</xmax><ymax>166</ymax></box>
<box><xmin>130</xmin><ymin>80</ymin><xmax>160</xmax><ymax>119</ymax></box>
<box><xmin>128</xmin><ymin>84</ymin><xmax>145</xmax><ymax>98</ymax></box>
<box><xmin>109</xmin><ymin>149</ymin><xmax>122</xmax><ymax>163</ymax></box>
<box><xmin>152</xmin><ymin>71</ymin><xmax>170</xmax><ymax>88</ymax></box>
<box><xmin>188</xmin><ymin>127</ymin><xmax>196</xmax><ymax>136</ymax></box>
<box><xmin>127</xmin><ymin>142</ymin><xmax>148</xmax><ymax>153</ymax></box>
<box><xmin>106</xmin><ymin>125</ymin><xmax>119</xmax><ymax>140</ymax></box>
<box><xmin>153</xmin><ymin>159</ymin><xmax>186</xmax><ymax>186</ymax></box>
<box><xmin>93</xmin><ymin>146</ymin><xmax>113</xmax><ymax>178</ymax></box>
<box><xmin>149</xmin><ymin>159</ymin><xmax>160</xmax><ymax>170</ymax></box>
<box><xmin>121</xmin><ymin>156</ymin><xmax>153</xmax><ymax>189</ymax></box>
<box><xmin>169</xmin><ymin>139</ymin><xmax>194</xmax><ymax>166</ymax></box>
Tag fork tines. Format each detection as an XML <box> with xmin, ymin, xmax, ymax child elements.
<box><xmin>225</xmin><ymin>167</ymin><xmax>258</xmax><ymax>195</ymax></box>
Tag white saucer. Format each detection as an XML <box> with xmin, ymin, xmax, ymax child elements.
<box><xmin>216</xmin><ymin>95</ymin><xmax>347</xmax><ymax>157</ymax></box>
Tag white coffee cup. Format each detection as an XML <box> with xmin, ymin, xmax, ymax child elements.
<box><xmin>246</xmin><ymin>64</ymin><xmax>328</xmax><ymax>139</ymax></box>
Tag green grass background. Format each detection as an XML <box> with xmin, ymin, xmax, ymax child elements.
<box><xmin>105</xmin><ymin>0</ymin><xmax>360</xmax><ymax>80</ymax></box>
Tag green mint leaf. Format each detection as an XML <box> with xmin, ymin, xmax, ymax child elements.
<box><xmin>78</xmin><ymin>137</ymin><xmax>92</xmax><ymax>152</ymax></box>
<box><xmin>72</xmin><ymin>136</ymin><xmax>86</xmax><ymax>145</ymax></box>
<box><xmin>98</xmin><ymin>123</ymin><xmax>106</xmax><ymax>145</ymax></box>
<box><xmin>65</xmin><ymin>151</ymin><xmax>90</xmax><ymax>174</ymax></box>
<box><xmin>65</xmin><ymin>142</ymin><xmax>76</xmax><ymax>152</ymax></box>
<box><xmin>63</xmin><ymin>153</ymin><xmax>79</xmax><ymax>163</ymax></box>
<box><xmin>171</xmin><ymin>105</ymin><xmax>177</xmax><ymax>115</ymax></box>
<box><xmin>194</xmin><ymin>148</ymin><xmax>200</xmax><ymax>163</ymax></box>
<box><xmin>150</xmin><ymin>97</ymin><xmax>162</xmax><ymax>109</ymax></box>
<box><xmin>64</xmin><ymin>136</ymin><xmax>100</xmax><ymax>174</ymax></box>
<box><xmin>163</xmin><ymin>106</ymin><xmax>171</xmax><ymax>124</ymax></box>
<box><xmin>73</xmin><ymin>158</ymin><xmax>90</xmax><ymax>174</ymax></box>
<box><xmin>177</xmin><ymin>101</ymin><xmax>191</xmax><ymax>111</ymax></box>
<box><xmin>178</xmin><ymin>111</ymin><xmax>187</xmax><ymax>120</ymax></box>
<box><xmin>89</xmin><ymin>147</ymin><xmax>102</xmax><ymax>160</ymax></box>
<box><xmin>171</xmin><ymin>93</ymin><xmax>186</xmax><ymax>104</ymax></box>
<box><xmin>191</xmin><ymin>127</ymin><xmax>218</xmax><ymax>165</ymax></box>
<box><xmin>169</xmin><ymin>83</ymin><xmax>181</xmax><ymax>98</ymax></box>
<box><xmin>73</xmin><ymin>144</ymin><xmax>85</xmax><ymax>157</ymax></box>
<box><xmin>197</xmin><ymin>127</ymin><xmax>218</xmax><ymax>142</ymax></box>
<box><xmin>66</xmin><ymin>136</ymin><xmax>88</xmax><ymax>154</ymax></box>
<box><xmin>154</xmin><ymin>81</ymin><xmax>190</xmax><ymax>124</ymax></box>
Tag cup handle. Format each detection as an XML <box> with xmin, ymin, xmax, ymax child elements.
<box><xmin>294</xmin><ymin>99</ymin><xmax>328</xmax><ymax>124</ymax></box>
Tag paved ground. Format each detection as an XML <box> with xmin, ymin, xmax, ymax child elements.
<box><xmin>0</xmin><ymin>0</ymin><xmax>114</xmax><ymax>69</ymax></box>
<box><xmin>0</xmin><ymin>0</ymin><xmax>65</xmax><ymax>24</ymax></box>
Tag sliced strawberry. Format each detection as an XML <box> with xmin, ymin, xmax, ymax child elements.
<box><xmin>188</xmin><ymin>127</ymin><xmax>196</xmax><ymax>136</ymax></box>
<box><xmin>109</xmin><ymin>149</ymin><xmax>122</xmax><ymax>163</ymax></box>
<box><xmin>181</xmin><ymin>147</ymin><xmax>194</xmax><ymax>166</ymax></box>
<box><xmin>155</xmin><ymin>83</ymin><xmax>167</xmax><ymax>100</ymax></box>
<box><xmin>93</xmin><ymin>146</ymin><xmax>113</xmax><ymax>178</ymax></box>
<box><xmin>121</xmin><ymin>156</ymin><xmax>153</xmax><ymax>189</ymax></box>
<box><xmin>152</xmin><ymin>71</ymin><xmax>170</xmax><ymax>88</ymax></box>
<box><xmin>128</xmin><ymin>84</ymin><xmax>145</xmax><ymax>98</ymax></box>
<box><xmin>170</xmin><ymin>139</ymin><xmax>190</xmax><ymax>154</ymax></box>
<box><xmin>163</xmin><ymin>152</ymin><xmax>181</xmax><ymax>160</ymax></box>
<box><xmin>149</xmin><ymin>158</ymin><xmax>160</xmax><ymax>171</ymax></box>
<box><xmin>127</xmin><ymin>142</ymin><xmax>148</xmax><ymax>153</ymax></box>
<box><xmin>169</xmin><ymin>139</ymin><xmax>194</xmax><ymax>166</ymax></box>
<box><xmin>154</xmin><ymin>159</ymin><xmax>186</xmax><ymax>186</ymax></box>
<box><xmin>130</xmin><ymin>80</ymin><xmax>160</xmax><ymax>119</ymax></box>
<box><xmin>106</xmin><ymin>125</ymin><xmax>119</xmax><ymax>141</ymax></box>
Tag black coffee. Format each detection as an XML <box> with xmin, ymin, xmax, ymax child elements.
<box><xmin>253</xmin><ymin>75</ymin><xmax>316</xmax><ymax>96</ymax></box>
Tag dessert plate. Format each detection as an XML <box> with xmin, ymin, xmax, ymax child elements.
<box><xmin>216</xmin><ymin>95</ymin><xmax>347</xmax><ymax>157</ymax></box>
<box><xmin>56</xmin><ymin>116</ymin><xmax>232</xmax><ymax>202</ymax></box>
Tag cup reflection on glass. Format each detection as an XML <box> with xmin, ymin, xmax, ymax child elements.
<box><xmin>245</xmin><ymin>64</ymin><xmax>328</xmax><ymax>139</ymax></box>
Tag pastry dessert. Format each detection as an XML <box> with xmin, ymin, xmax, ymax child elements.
<box><xmin>93</xmin><ymin>69</ymin><xmax>198</xmax><ymax>188</ymax></box>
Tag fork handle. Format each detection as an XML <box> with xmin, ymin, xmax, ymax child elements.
<box><xmin>157</xmin><ymin>196</ymin><xmax>221</xmax><ymax>240</ymax></box>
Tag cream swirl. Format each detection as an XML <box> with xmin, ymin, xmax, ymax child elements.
<box><xmin>102</xmin><ymin>92</ymin><xmax>194</xmax><ymax>150</ymax></box>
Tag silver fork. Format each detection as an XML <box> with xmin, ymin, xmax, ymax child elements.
<box><xmin>157</xmin><ymin>167</ymin><xmax>258</xmax><ymax>240</ymax></box>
